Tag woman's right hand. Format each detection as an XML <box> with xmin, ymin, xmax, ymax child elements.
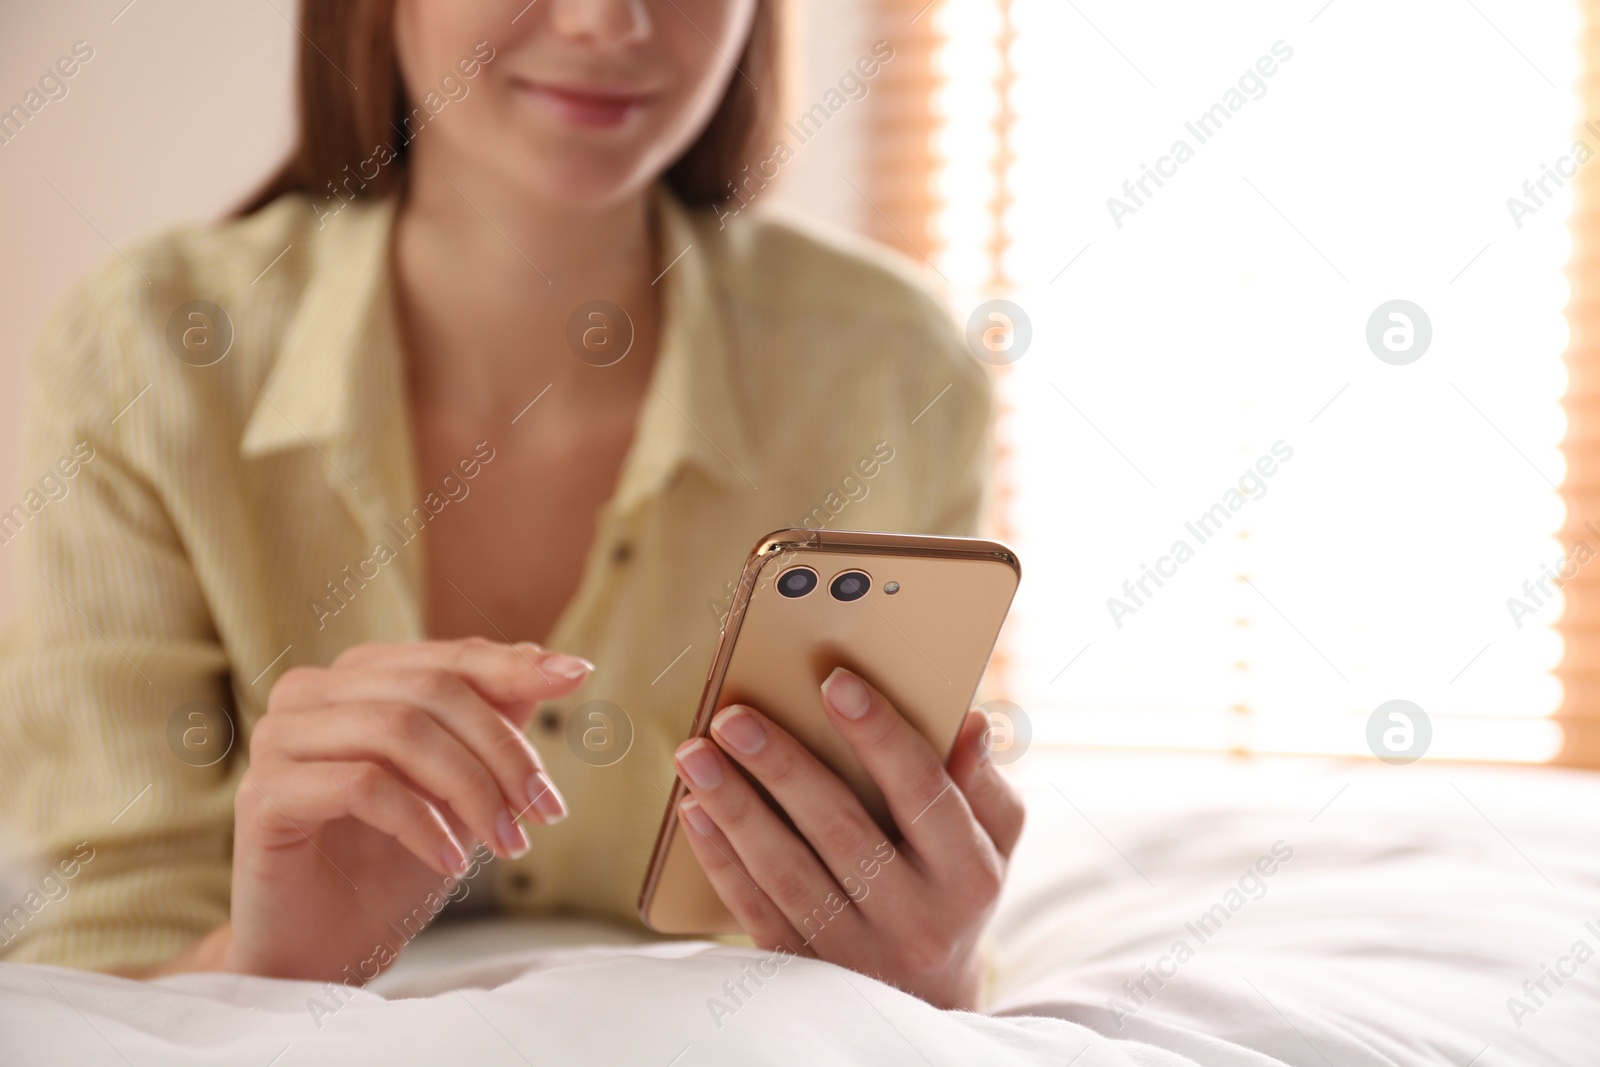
<box><xmin>220</xmin><ymin>637</ymin><xmax>592</xmax><ymax>981</ymax></box>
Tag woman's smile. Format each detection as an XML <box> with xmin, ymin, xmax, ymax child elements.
<box><xmin>513</xmin><ymin>78</ymin><xmax>657</xmax><ymax>130</ymax></box>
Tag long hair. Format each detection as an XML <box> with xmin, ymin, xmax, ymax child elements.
<box><xmin>236</xmin><ymin>0</ymin><xmax>783</xmax><ymax>214</ymax></box>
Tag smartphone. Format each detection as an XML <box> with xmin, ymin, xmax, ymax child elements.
<box><xmin>637</xmin><ymin>528</ymin><xmax>1021</xmax><ymax>934</ymax></box>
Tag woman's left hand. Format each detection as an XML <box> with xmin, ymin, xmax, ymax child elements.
<box><xmin>672</xmin><ymin>667</ymin><xmax>1026</xmax><ymax>1010</ymax></box>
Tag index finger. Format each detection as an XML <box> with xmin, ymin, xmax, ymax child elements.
<box><xmin>333</xmin><ymin>637</ymin><xmax>594</xmax><ymax>714</ymax></box>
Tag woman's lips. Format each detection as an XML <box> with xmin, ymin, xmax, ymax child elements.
<box><xmin>517</xmin><ymin>81</ymin><xmax>651</xmax><ymax>129</ymax></box>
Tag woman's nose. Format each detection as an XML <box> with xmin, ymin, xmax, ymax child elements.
<box><xmin>547</xmin><ymin>0</ymin><xmax>653</xmax><ymax>48</ymax></box>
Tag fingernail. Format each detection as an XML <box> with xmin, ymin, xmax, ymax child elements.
<box><xmin>541</xmin><ymin>653</ymin><xmax>594</xmax><ymax>680</ymax></box>
<box><xmin>711</xmin><ymin>705</ymin><xmax>766</xmax><ymax>755</ymax></box>
<box><xmin>680</xmin><ymin>797</ymin><xmax>716</xmax><ymax>837</ymax></box>
<box><xmin>442</xmin><ymin>842</ymin><xmax>470</xmax><ymax>875</ymax></box>
<box><xmin>525</xmin><ymin>771</ymin><xmax>569</xmax><ymax>824</ymax></box>
<box><xmin>822</xmin><ymin>667</ymin><xmax>871</xmax><ymax>719</ymax></box>
<box><xmin>676</xmin><ymin>739</ymin><xmax>724</xmax><ymax>789</ymax></box>
<box><xmin>496</xmin><ymin>809</ymin><xmax>530</xmax><ymax>859</ymax></box>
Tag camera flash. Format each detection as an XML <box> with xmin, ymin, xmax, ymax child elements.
<box><xmin>884</xmin><ymin>581</ymin><xmax>900</xmax><ymax>594</ymax></box>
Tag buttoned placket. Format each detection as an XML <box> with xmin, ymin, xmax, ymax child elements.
<box><xmin>490</xmin><ymin>489</ymin><xmax>656</xmax><ymax>913</ymax></box>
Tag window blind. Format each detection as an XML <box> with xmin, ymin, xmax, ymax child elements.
<box><xmin>883</xmin><ymin>0</ymin><xmax>1581</xmax><ymax>763</ymax></box>
<box><xmin>857</xmin><ymin>0</ymin><xmax>944</xmax><ymax>265</ymax></box>
<box><xmin>1557</xmin><ymin>0</ymin><xmax>1600</xmax><ymax>767</ymax></box>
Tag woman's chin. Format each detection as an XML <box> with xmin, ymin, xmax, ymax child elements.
<box><xmin>511</xmin><ymin>161</ymin><xmax>663</xmax><ymax>212</ymax></box>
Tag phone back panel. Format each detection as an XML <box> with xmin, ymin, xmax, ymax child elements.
<box><xmin>639</xmin><ymin>529</ymin><xmax>1020</xmax><ymax>934</ymax></box>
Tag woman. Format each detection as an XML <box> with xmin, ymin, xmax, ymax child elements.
<box><xmin>0</xmin><ymin>0</ymin><xmax>1022</xmax><ymax>1010</ymax></box>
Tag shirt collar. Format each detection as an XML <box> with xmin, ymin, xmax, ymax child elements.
<box><xmin>239</xmin><ymin>194</ymin><xmax>400</xmax><ymax>464</ymax></box>
<box><xmin>238</xmin><ymin>185</ymin><xmax>757</xmax><ymax>505</ymax></box>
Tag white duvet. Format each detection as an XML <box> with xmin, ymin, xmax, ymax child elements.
<box><xmin>3</xmin><ymin>755</ymin><xmax>1596</xmax><ymax>1066</ymax></box>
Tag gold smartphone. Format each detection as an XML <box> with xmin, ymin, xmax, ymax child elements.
<box><xmin>637</xmin><ymin>528</ymin><xmax>1021</xmax><ymax>934</ymax></box>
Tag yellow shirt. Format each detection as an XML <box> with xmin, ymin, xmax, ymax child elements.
<box><xmin>0</xmin><ymin>186</ymin><xmax>991</xmax><ymax>971</ymax></box>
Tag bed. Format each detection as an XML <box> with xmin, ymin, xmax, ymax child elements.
<box><xmin>3</xmin><ymin>751</ymin><xmax>1595</xmax><ymax>1066</ymax></box>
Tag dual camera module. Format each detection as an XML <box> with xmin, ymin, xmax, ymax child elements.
<box><xmin>778</xmin><ymin>566</ymin><xmax>888</xmax><ymax>602</ymax></box>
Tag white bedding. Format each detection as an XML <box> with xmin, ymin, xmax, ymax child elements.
<box><xmin>3</xmin><ymin>754</ymin><xmax>1596</xmax><ymax>1066</ymax></box>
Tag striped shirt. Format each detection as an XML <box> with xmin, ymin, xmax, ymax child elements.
<box><xmin>0</xmin><ymin>185</ymin><xmax>991</xmax><ymax>971</ymax></box>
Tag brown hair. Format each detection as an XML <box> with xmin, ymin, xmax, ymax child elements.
<box><xmin>236</xmin><ymin>0</ymin><xmax>782</xmax><ymax>215</ymax></box>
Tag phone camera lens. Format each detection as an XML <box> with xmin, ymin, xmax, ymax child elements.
<box><xmin>829</xmin><ymin>570</ymin><xmax>871</xmax><ymax>602</ymax></box>
<box><xmin>777</xmin><ymin>566</ymin><xmax>818</xmax><ymax>598</ymax></box>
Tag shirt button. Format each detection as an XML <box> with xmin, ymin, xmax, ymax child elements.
<box><xmin>611</xmin><ymin>542</ymin><xmax>633</xmax><ymax>565</ymax></box>
<box><xmin>537</xmin><ymin>707</ymin><xmax>562</xmax><ymax>735</ymax></box>
<box><xmin>509</xmin><ymin>870</ymin><xmax>534</xmax><ymax>896</ymax></box>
